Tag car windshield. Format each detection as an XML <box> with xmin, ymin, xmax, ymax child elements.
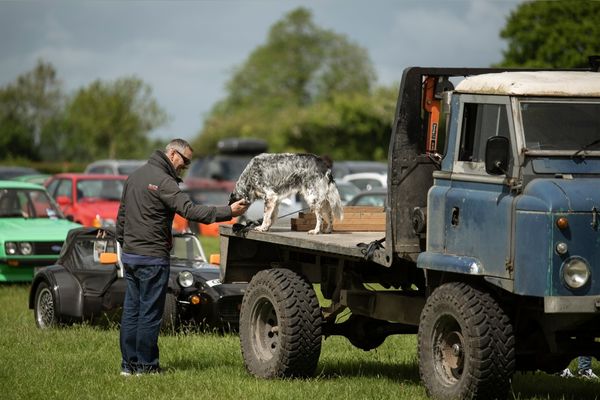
<box><xmin>337</xmin><ymin>183</ymin><xmax>360</xmax><ymax>204</ymax></box>
<box><xmin>117</xmin><ymin>164</ymin><xmax>143</xmax><ymax>175</ymax></box>
<box><xmin>521</xmin><ymin>101</ymin><xmax>600</xmax><ymax>151</ymax></box>
<box><xmin>0</xmin><ymin>188</ymin><xmax>63</xmax><ymax>218</ymax></box>
<box><xmin>170</xmin><ymin>235</ymin><xmax>205</xmax><ymax>262</ymax></box>
<box><xmin>187</xmin><ymin>189</ymin><xmax>230</xmax><ymax>205</ymax></box>
<box><xmin>188</xmin><ymin>155</ymin><xmax>253</xmax><ymax>181</ymax></box>
<box><xmin>77</xmin><ymin>179</ymin><xmax>124</xmax><ymax>202</ymax></box>
<box><xmin>351</xmin><ymin>193</ymin><xmax>386</xmax><ymax>207</ymax></box>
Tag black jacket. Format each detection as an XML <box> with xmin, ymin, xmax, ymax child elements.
<box><xmin>116</xmin><ymin>150</ymin><xmax>232</xmax><ymax>259</ymax></box>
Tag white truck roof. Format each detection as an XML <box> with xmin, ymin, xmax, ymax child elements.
<box><xmin>454</xmin><ymin>71</ymin><xmax>600</xmax><ymax>97</ymax></box>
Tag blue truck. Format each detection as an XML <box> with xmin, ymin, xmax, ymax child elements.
<box><xmin>219</xmin><ymin>63</ymin><xmax>600</xmax><ymax>399</ymax></box>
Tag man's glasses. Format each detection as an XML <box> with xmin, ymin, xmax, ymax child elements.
<box><xmin>175</xmin><ymin>150</ymin><xmax>191</xmax><ymax>167</ymax></box>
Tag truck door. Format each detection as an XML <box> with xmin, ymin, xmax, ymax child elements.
<box><xmin>444</xmin><ymin>98</ymin><xmax>516</xmax><ymax>279</ymax></box>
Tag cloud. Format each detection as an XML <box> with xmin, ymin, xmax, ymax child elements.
<box><xmin>0</xmin><ymin>0</ymin><xmax>522</xmax><ymax>140</ymax></box>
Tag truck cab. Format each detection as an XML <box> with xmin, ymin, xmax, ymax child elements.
<box><xmin>425</xmin><ymin>71</ymin><xmax>600</xmax><ymax>299</ymax></box>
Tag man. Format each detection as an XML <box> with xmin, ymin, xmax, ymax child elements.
<box><xmin>116</xmin><ymin>138</ymin><xmax>248</xmax><ymax>375</ymax></box>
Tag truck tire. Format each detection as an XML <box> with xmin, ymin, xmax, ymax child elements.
<box><xmin>418</xmin><ymin>282</ymin><xmax>515</xmax><ymax>400</ymax></box>
<box><xmin>161</xmin><ymin>292</ymin><xmax>179</xmax><ymax>333</ymax></box>
<box><xmin>240</xmin><ymin>268</ymin><xmax>322</xmax><ymax>378</ymax></box>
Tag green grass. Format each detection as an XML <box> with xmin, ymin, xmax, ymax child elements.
<box><xmin>199</xmin><ymin>235</ymin><xmax>220</xmax><ymax>258</ymax></box>
<box><xmin>2</xmin><ymin>273</ymin><xmax>599</xmax><ymax>399</ymax></box>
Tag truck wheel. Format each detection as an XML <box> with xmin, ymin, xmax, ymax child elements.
<box><xmin>418</xmin><ymin>282</ymin><xmax>514</xmax><ymax>400</ymax></box>
<box><xmin>34</xmin><ymin>281</ymin><xmax>59</xmax><ymax>329</ymax></box>
<box><xmin>161</xmin><ymin>292</ymin><xmax>179</xmax><ymax>333</ymax></box>
<box><xmin>240</xmin><ymin>268</ymin><xmax>323</xmax><ymax>378</ymax></box>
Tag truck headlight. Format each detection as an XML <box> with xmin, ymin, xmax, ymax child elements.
<box><xmin>178</xmin><ymin>271</ymin><xmax>194</xmax><ymax>288</ymax></box>
<box><xmin>562</xmin><ymin>257</ymin><xmax>590</xmax><ymax>289</ymax></box>
<box><xmin>5</xmin><ymin>242</ymin><xmax>17</xmax><ymax>255</ymax></box>
<box><xmin>19</xmin><ymin>242</ymin><xmax>33</xmax><ymax>255</ymax></box>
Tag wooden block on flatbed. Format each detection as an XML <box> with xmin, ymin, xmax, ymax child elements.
<box><xmin>292</xmin><ymin>206</ymin><xmax>385</xmax><ymax>232</ymax></box>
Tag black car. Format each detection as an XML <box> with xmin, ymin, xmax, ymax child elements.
<box><xmin>29</xmin><ymin>227</ymin><xmax>245</xmax><ymax>332</ymax></box>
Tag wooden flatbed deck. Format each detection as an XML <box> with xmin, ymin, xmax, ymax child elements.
<box><xmin>220</xmin><ymin>225</ymin><xmax>389</xmax><ymax>268</ymax></box>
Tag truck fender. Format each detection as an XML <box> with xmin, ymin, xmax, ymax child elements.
<box><xmin>417</xmin><ymin>251</ymin><xmax>484</xmax><ymax>275</ymax></box>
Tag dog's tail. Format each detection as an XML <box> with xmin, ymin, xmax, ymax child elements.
<box><xmin>326</xmin><ymin>171</ymin><xmax>344</xmax><ymax>221</ymax></box>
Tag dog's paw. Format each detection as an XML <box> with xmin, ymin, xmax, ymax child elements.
<box><xmin>308</xmin><ymin>228</ymin><xmax>322</xmax><ymax>235</ymax></box>
<box><xmin>254</xmin><ymin>225</ymin><xmax>269</xmax><ymax>232</ymax></box>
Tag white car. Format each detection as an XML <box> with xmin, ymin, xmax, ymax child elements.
<box><xmin>340</xmin><ymin>172</ymin><xmax>387</xmax><ymax>191</ymax></box>
<box><xmin>238</xmin><ymin>194</ymin><xmax>308</xmax><ymax>229</ymax></box>
<box><xmin>84</xmin><ymin>159</ymin><xmax>145</xmax><ymax>176</ymax></box>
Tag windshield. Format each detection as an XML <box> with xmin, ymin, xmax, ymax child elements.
<box><xmin>170</xmin><ymin>235</ymin><xmax>205</xmax><ymax>262</ymax></box>
<box><xmin>0</xmin><ymin>188</ymin><xmax>63</xmax><ymax>218</ymax></box>
<box><xmin>521</xmin><ymin>101</ymin><xmax>600</xmax><ymax>151</ymax></box>
<box><xmin>77</xmin><ymin>179</ymin><xmax>124</xmax><ymax>202</ymax></box>
<box><xmin>188</xmin><ymin>155</ymin><xmax>253</xmax><ymax>181</ymax></box>
<box><xmin>117</xmin><ymin>164</ymin><xmax>143</xmax><ymax>175</ymax></box>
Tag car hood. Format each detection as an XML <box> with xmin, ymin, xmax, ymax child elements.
<box><xmin>0</xmin><ymin>218</ymin><xmax>81</xmax><ymax>241</ymax></box>
<box><xmin>76</xmin><ymin>201</ymin><xmax>120</xmax><ymax>219</ymax></box>
<box><xmin>517</xmin><ymin>178</ymin><xmax>600</xmax><ymax>212</ymax></box>
<box><xmin>171</xmin><ymin>260</ymin><xmax>220</xmax><ymax>280</ymax></box>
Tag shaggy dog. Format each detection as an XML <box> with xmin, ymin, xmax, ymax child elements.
<box><xmin>229</xmin><ymin>153</ymin><xmax>344</xmax><ymax>234</ymax></box>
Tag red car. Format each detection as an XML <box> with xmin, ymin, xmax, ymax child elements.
<box><xmin>45</xmin><ymin>173</ymin><xmax>126</xmax><ymax>228</ymax></box>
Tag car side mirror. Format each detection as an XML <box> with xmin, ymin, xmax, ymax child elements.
<box><xmin>99</xmin><ymin>252</ymin><xmax>118</xmax><ymax>264</ymax></box>
<box><xmin>485</xmin><ymin>136</ymin><xmax>510</xmax><ymax>175</ymax></box>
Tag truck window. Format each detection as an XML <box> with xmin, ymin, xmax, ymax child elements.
<box><xmin>459</xmin><ymin>103</ymin><xmax>509</xmax><ymax>163</ymax></box>
<box><xmin>521</xmin><ymin>101</ymin><xmax>600</xmax><ymax>150</ymax></box>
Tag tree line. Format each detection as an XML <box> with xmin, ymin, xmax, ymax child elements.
<box><xmin>2</xmin><ymin>2</ymin><xmax>600</xmax><ymax>166</ymax></box>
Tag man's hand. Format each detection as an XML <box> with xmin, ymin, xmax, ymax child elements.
<box><xmin>230</xmin><ymin>199</ymin><xmax>250</xmax><ymax>217</ymax></box>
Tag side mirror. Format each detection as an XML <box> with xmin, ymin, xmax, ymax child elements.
<box><xmin>99</xmin><ymin>252</ymin><xmax>118</xmax><ymax>264</ymax></box>
<box><xmin>56</xmin><ymin>195</ymin><xmax>71</xmax><ymax>206</ymax></box>
<box><xmin>485</xmin><ymin>136</ymin><xmax>510</xmax><ymax>175</ymax></box>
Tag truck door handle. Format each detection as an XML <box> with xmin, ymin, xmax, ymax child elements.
<box><xmin>451</xmin><ymin>207</ymin><xmax>460</xmax><ymax>226</ymax></box>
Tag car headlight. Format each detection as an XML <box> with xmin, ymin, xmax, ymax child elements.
<box><xmin>178</xmin><ymin>271</ymin><xmax>194</xmax><ymax>288</ymax></box>
<box><xmin>5</xmin><ymin>242</ymin><xmax>17</xmax><ymax>255</ymax></box>
<box><xmin>19</xmin><ymin>242</ymin><xmax>33</xmax><ymax>255</ymax></box>
<box><xmin>562</xmin><ymin>257</ymin><xmax>590</xmax><ymax>289</ymax></box>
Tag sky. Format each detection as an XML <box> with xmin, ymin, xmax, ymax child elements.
<box><xmin>0</xmin><ymin>0</ymin><xmax>523</xmax><ymax>142</ymax></box>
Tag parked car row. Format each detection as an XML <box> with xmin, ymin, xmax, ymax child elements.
<box><xmin>0</xmin><ymin>151</ymin><xmax>387</xmax><ymax>283</ymax></box>
<box><xmin>0</xmin><ymin>163</ymin><xmax>248</xmax><ymax>332</ymax></box>
<box><xmin>30</xmin><ymin>227</ymin><xmax>246</xmax><ymax>332</ymax></box>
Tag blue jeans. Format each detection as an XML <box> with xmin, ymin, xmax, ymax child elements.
<box><xmin>120</xmin><ymin>263</ymin><xmax>170</xmax><ymax>373</ymax></box>
<box><xmin>578</xmin><ymin>356</ymin><xmax>593</xmax><ymax>371</ymax></box>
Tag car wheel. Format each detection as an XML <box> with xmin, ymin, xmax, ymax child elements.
<box><xmin>34</xmin><ymin>281</ymin><xmax>59</xmax><ymax>329</ymax></box>
<box><xmin>418</xmin><ymin>282</ymin><xmax>515</xmax><ymax>400</ymax></box>
<box><xmin>240</xmin><ymin>268</ymin><xmax>322</xmax><ymax>378</ymax></box>
<box><xmin>161</xmin><ymin>292</ymin><xmax>179</xmax><ymax>333</ymax></box>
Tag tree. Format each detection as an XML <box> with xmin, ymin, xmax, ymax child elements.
<box><xmin>223</xmin><ymin>7</ymin><xmax>375</xmax><ymax>111</ymax></box>
<box><xmin>497</xmin><ymin>0</ymin><xmax>600</xmax><ymax>68</ymax></box>
<box><xmin>0</xmin><ymin>60</ymin><xmax>64</xmax><ymax>160</ymax></box>
<box><xmin>193</xmin><ymin>7</ymin><xmax>393</xmax><ymax>161</ymax></box>
<box><xmin>58</xmin><ymin>77</ymin><xmax>168</xmax><ymax>161</ymax></box>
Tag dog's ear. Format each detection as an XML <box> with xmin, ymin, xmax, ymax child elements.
<box><xmin>228</xmin><ymin>192</ymin><xmax>238</xmax><ymax>205</ymax></box>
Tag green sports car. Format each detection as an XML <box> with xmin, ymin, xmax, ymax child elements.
<box><xmin>0</xmin><ymin>180</ymin><xmax>81</xmax><ymax>282</ymax></box>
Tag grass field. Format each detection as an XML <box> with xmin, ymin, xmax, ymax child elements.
<box><xmin>1</xmin><ymin>236</ymin><xmax>598</xmax><ymax>400</ymax></box>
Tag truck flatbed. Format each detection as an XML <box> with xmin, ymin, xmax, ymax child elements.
<box><xmin>219</xmin><ymin>226</ymin><xmax>389</xmax><ymax>282</ymax></box>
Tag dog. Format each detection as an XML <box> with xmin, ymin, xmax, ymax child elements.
<box><xmin>229</xmin><ymin>153</ymin><xmax>344</xmax><ymax>234</ymax></box>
